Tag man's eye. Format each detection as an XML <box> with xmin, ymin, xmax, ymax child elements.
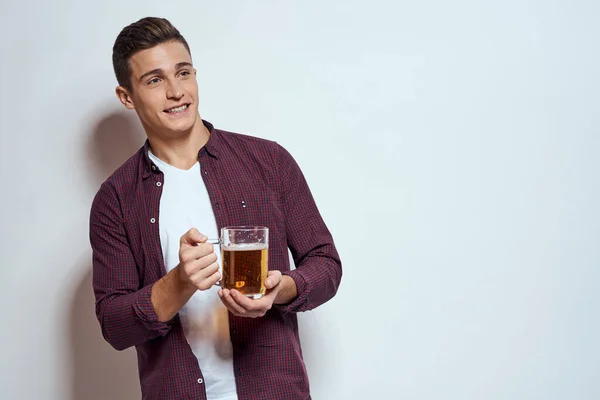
<box><xmin>148</xmin><ymin>77</ymin><xmax>160</xmax><ymax>85</ymax></box>
<box><xmin>180</xmin><ymin>71</ymin><xmax>190</xmax><ymax>77</ymax></box>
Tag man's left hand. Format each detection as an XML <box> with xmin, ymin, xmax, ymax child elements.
<box><xmin>218</xmin><ymin>270</ymin><xmax>284</xmax><ymax>318</ymax></box>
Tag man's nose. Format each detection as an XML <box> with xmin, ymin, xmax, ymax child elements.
<box><xmin>166</xmin><ymin>80</ymin><xmax>184</xmax><ymax>100</ymax></box>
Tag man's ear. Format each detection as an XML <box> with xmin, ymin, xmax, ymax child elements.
<box><xmin>116</xmin><ymin>86</ymin><xmax>135</xmax><ymax>110</ymax></box>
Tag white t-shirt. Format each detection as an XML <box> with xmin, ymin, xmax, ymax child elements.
<box><xmin>149</xmin><ymin>150</ymin><xmax>238</xmax><ymax>400</ymax></box>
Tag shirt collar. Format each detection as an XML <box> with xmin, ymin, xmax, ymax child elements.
<box><xmin>141</xmin><ymin>119</ymin><xmax>220</xmax><ymax>179</ymax></box>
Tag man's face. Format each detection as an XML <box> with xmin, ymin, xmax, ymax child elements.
<box><xmin>118</xmin><ymin>41</ymin><xmax>199</xmax><ymax>136</ymax></box>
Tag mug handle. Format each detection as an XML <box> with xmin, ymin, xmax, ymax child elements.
<box><xmin>206</xmin><ymin>238</ymin><xmax>223</xmax><ymax>287</ymax></box>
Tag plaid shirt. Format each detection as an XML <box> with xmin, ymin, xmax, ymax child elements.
<box><xmin>89</xmin><ymin>120</ymin><xmax>342</xmax><ymax>400</ymax></box>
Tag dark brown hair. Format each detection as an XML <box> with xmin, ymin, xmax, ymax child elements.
<box><xmin>112</xmin><ymin>17</ymin><xmax>191</xmax><ymax>91</ymax></box>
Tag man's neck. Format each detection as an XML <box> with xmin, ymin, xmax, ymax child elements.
<box><xmin>146</xmin><ymin>114</ymin><xmax>210</xmax><ymax>170</ymax></box>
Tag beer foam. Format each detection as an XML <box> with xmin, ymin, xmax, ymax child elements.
<box><xmin>223</xmin><ymin>243</ymin><xmax>267</xmax><ymax>251</ymax></box>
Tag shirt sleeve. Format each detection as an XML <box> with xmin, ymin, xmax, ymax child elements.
<box><xmin>89</xmin><ymin>181</ymin><xmax>174</xmax><ymax>351</ymax></box>
<box><xmin>274</xmin><ymin>144</ymin><xmax>343</xmax><ymax>313</ymax></box>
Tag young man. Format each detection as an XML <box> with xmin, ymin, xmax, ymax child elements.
<box><xmin>89</xmin><ymin>17</ymin><xmax>342</xmax><ymax>400</ymax></box>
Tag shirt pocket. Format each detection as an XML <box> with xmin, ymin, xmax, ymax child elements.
<box><xmin>222</xmin><ymin>188</ymin><xmax>281</xmax><ymax>232</ymax></box>
<box><xmin>221</xmin><ymin>184</ymin><xmax>288</xmax><ymax>273</ymax></box>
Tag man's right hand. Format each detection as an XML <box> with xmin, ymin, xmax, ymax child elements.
<box><xmin>178</xmin><ymin>228</ymin><xmax>221</xmax><ymax>291</ymax></box>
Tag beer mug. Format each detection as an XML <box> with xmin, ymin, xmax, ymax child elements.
<box><xmin>208</xmin><ymin>226</ymin><xmax>268</xmax><ymax>299</ymax></box>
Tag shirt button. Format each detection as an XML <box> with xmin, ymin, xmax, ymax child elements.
<box><xmin>150</xmin><ymin>218</ymin><xmax>156</xmax><ymax>224</ymax></box>
<box><xmin>204</xmin><ymin>170</ymin><xmax>208</xmax><ymax>175</ymax></box>
<box><xmin>151</xmin><ymin>165</ymin><xmax>156</xmax><ymax>171</ymax></box>
<box><xmin>156</xmin><ymin>182</ymin><xmax>162</xmax><ymax>187</ymax></box>
<box><xmin>197</xmin><ymin>378</ymin><xmax>203</xmax><ymax>384</ymax></box>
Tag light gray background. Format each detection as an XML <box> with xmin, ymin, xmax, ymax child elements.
<box><xmin>1</xmin><ymin>1</ymin><xmax>598</xmax><ymax>399</ymax></box>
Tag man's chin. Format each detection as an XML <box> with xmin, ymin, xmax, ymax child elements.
<box><xmin>161</xmin><ymin>118</ymin><xmax>197</xmax><ymax>135</ymax></box>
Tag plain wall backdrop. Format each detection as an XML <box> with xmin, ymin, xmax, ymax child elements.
<box><xmin>1</xmin><ymin>1</ymin><xmax>599</xmax><ymax>399</ymax></box>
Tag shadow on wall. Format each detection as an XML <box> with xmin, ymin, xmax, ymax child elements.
<box><xmin>86</xmin><ymin>110</ymin><xmax>146</xmax><ymax>185</ymax></box>
<box><xmin>70</xmin><ymin>109</ymin><xmax>145</xmax><ymax>400</ymax></box>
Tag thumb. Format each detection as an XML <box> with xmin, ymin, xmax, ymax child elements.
<box><xmin>180</xmin><ymin>228</ymin><xmax>207</xmax><ymax>247</ymax></box>
<box><xmin>265</xmin><ymin>270</ymin><xmax>282</xmax><ymax>289</ymax></box>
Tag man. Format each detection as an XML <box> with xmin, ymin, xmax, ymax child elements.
<box><xmin>89</xmin><ymin>16</ymin><xmax>342</xmax><ymax>400</ymax></box>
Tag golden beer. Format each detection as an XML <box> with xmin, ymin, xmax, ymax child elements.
<box><xmin>222</xmin><ymin>244</ymin><xmax>268</xmax><ymax>299</ymax></box>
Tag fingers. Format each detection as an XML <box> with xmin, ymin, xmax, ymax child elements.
<box><xmin>192</xmin><ymin>265</ymin><xmax>221</xmax><ymax>291</ymax></box>
<box><xmin>218</xmin><ymin>289</ymin><xmax>272</xmax><ymax>318</ymax></box>
<box><xmin>180</xmin><ymin>228</ymin><xmax>206</xmax><ymax>247</ymax></box>
<box><xmin>231</xmin><ymin>290</ymin><xmax>262</xmax><ymax>310</ymax></box>
<box><xmin>180</xmin><ymin>243</ymin><xmax>216</xmax><ymax>264</ymax></box>
<box><xmin>219</xmin><ymin>289</ymin><xmax>248</xmax><ymax>315</ymax></box>
<box><xmin>187</xmin><ymin>259</ymin><xmax>220</xmax><ymax>290</ymax></box>
<box><xmin>178</xmin><ymin>228</ymin><xmax>220</xmax><ymax>291</ymax></box>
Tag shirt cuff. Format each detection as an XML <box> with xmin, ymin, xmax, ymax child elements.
<box><xmin>278</xmin><ymin>269</ymin><xmax>311</xmax><ymax>313</ymax></box>
<box><xmin>133</xmin><ymin>283</ymin><xmax>176</xmax><ymax>335</ymax></box>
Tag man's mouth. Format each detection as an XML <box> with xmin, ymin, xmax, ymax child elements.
<box><xmin>164</xmin><ymin>104</ymin><xmax>190</xmax><ymax>114</ymax></box>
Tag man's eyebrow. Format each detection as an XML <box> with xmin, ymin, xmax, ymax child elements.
<box><xmin>175</xmin><ymin>62</ymin><xmax>193</xmax><ymax>69</ymax></box>
<box><xmin>138</xmin><ymin>63</ymin><xmax>193</xmax><ymax>83</ymax></box>
<box><xmin>138</xmin><ymin>68</ymin><xmax>163</xmax><ymax>83</ymax></box>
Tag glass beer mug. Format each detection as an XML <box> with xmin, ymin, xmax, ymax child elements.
<box><xmin>209</xmin><ymin>226</ymin><xmax>268</xmax><ymax>299</ymax></box>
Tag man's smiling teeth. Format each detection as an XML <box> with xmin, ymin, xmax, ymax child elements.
<box><xmin>167</xmin><ymin>104</ymin><xmax>188</xmax><ymax>113</ymax></box>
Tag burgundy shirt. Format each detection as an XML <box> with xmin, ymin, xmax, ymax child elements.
<box><xmin>89</xmin><ymin>120</ymin><xmax>342</xmax><ymax>400</ymax></box>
